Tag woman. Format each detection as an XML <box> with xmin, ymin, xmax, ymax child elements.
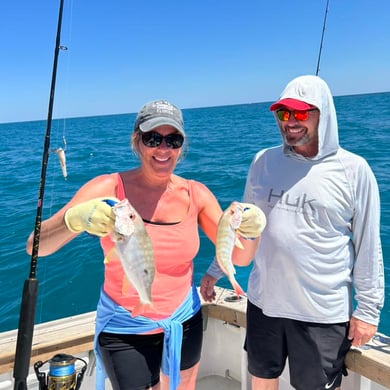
<box><xmin>27</xmin><ymin>99</ymin><xmax>262</xmax><ymax>390</ymax></box>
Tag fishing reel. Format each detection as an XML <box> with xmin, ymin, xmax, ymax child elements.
<box><xmin>34</xmin><ymin>353</ymin><xmax>87</xmax><ymax>390</ymax></box>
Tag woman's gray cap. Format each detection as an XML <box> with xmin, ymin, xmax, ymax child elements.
<box><xmin>134</xmin><ymin>100</ymin><xmax>185</xmax><ymax>135</ymax></box>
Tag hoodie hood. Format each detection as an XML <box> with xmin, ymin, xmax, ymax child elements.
<box><xmin>272</xmin><ymin>75</ymin><xmax>339</xmax><ymax>161</ymax></box>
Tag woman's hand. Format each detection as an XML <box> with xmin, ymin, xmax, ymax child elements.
<box><xmin>64</xmin><ymin>197</ymin><xmax>118</xmax><ymax>236</ymax></box>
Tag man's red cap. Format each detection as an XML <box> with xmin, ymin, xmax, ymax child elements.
<box><xmin>269</xmin><ymin>98</ymin><xmax>312</xmax><ymax>111</ymax></box>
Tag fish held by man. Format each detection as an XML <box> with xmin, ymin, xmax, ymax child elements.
<box><xmin>111</xmin><ymin>199</ymin><xmax>156</xmax><ymax>317</ymax></box>
<box><xmin>215</xmin><ymin>201</ymin><xmax>246</xmax><ymax>297</ymax></box>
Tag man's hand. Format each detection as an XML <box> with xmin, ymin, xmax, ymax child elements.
<box><xmin>348</xmin><ymin>316</ymin><xmax>377</xmax><ymax>347</ymax></box>
<box><xmin>200</xmin><ymin>273</ymin><xmax>218</xmax><ymax>302</ymax></box>
<box><xmin>236</xmin><ymin>202</ymin><xmax>266</xmax><ymax>239</ymax></box>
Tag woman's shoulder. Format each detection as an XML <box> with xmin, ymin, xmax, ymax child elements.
<box><xmin>177</xmin><ymin>176</ymin><xmax>211</xmax><ymax>193</ymax></box>
<box><xmin>76</xmin><ymin>173</ymin><xmax>119</xmax><ymax>199</ymax></box>
<box><xmin>88</xmin><ymin>172</ymin><xmax>119</xmax><ymax>186</ymax></box>
<box><xmin>183</xmin><ymin>178</ymin><xmax>218</xmax><ymax>207</ymax></box>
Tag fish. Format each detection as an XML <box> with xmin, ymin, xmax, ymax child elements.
<box><xmin>111</xmin><ymin>199</ymin><xmax>155</xmax><ymax>317</ymax></box>
<box><xmin>215</xmin><ymin>201</ymin><xmax>246</xmax><ymax>297</ymax></box>
<box><xmin>55</xmin><ymin>147</ymin><xmax>67</xmax><ymax>179</ymax></box>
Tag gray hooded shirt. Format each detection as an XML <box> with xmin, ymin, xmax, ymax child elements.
<box><xmin>244</xmin><ymin>75</ymin><xmax>384</xmax><ymax>325</ymax></box>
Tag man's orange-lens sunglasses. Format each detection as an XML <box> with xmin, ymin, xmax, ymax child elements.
<box><xmin>276</xmin><ymin>109</ymin><xmax>317</xmax><ymax>122</ymax></box>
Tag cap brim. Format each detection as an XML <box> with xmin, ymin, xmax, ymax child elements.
<box><xmin>269</xmin><ymin>98</ymin><xmax>312</xmax><ymax>111</ymax></box>
<box><xmin>139</xmin><ymin>117</ymin><xmax>185</xmax><ymax>136</ymax></box>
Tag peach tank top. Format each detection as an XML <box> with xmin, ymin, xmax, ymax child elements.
<box><xmin>100</xmin><ymin>173</ymin><xmax>200</xmax><ymax>320</ymax></box>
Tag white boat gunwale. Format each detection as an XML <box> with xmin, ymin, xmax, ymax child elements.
<box><xmin>1</xmin><ymin>287</ymin><xmax>389</xmax><ymax>388</ymax></box>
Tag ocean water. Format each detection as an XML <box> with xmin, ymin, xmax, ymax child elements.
<box><xmin>0</xmin><ymin>92</ymin><xmax>389</xmax><ymax>334</ymax></box>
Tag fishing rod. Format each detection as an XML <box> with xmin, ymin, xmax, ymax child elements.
<box><xmin>13</xmin><ymin>1</ymin><xmax>65</xmax><ymax>389</ymax></box>
<box><xmin>316</xmin><ymin>0</ymin><xmax>330</xmax><ymax>76</ymax></box>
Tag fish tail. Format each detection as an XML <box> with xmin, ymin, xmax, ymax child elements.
<box><xmin>229</xmin><ymin>277</ymin><xmax>246</xmax><ymax>297</ymax></box>
<box><xmin>233</xmin><ymin>284</ymin><xmax>246</xmax><ymax>297</ymax></box>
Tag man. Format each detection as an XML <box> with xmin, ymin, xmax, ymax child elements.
<box><xmin>201</xmin><ymin>75</ymin><xmax>384</xmax><ymax>389</ymax></box>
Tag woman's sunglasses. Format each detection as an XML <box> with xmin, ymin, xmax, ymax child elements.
<box><xmin>276</xmin><ymin>108</ymin><xmax>317</xmax><ymax>122</ymax></box>
<box><xmin>141</xmin><ymin>131</ymin><xmax>184</xmax><ymax>149</ymax></box>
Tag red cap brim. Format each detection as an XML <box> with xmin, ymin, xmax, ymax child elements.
<box><xmin>269</xmin><ymin>98</ymin><xmax>312</xmax><ymax>111</ymax></box>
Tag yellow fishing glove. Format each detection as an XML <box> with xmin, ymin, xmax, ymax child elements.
<box><xmin>64</xmin><ymin>197</ymin><xmax>118</xmax><ymax>236</ymax></box>
<box><xmin>236</xmin><ymin>202</ymin><xmax>266</xmax><ymax>239</ymax></box>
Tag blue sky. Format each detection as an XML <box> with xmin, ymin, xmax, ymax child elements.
<box><xmin>1</xmin><ymin>0</ymin><xmax>389</xmax><ymax>123</ymax></box>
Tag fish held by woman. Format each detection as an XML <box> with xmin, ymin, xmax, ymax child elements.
<box><xmin>110</xmin><ymin>199</ymin><xmax>156</xmax><ymax>317</ymax></box>
<box><xmin>215</xmin><ymin>201</ymin><xmax>246</xmax><ymax>297</ymax></box>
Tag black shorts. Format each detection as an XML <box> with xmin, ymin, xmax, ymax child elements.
<box><xmin>245</xmin><ymin>301</ymin><xmax>351</xmax><ymax>390</ymax></box>
<box><xmin>98</xmin><ymin>309</ymin><xmax>203</xmax><ymax>390</ymax></box>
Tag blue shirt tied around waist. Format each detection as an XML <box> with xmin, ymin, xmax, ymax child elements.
<box><xmin>94</xmin><ymin>284</ymin><xmax>201</xmax><ymax>390</ymax></box>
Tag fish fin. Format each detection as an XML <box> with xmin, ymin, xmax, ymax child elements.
<box><xmin>234</xmin><ymin>235</ymin><xmax>244</xmax><ymax>250</ymax></box>
<box><xmin>131</xmin><ymin>302</ymin><xmax>155</xmax><ymax>318</ymax></box>
<box><xmin>103</xmin><ymin>247</ymin><xmax>117</xmax><ymax>264</ymax></box>
<box><xmin>121</xmin><ymin>276</ymin><xmax>130</xmax><ymax>295</ymax></box>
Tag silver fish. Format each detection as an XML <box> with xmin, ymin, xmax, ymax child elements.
<box><xmin>55</xmin><ymin>147</ymin><xmax>67</xmax><ymax>179</ymax></box>
<box><xmin>215</xmin><ymin>201</ymin><xmax>245</xmax><ymax>296</ymax></box>
<box><xmin>112</xmin><ymin>199</ymin><xmax>155</xmax><ymax>316</ymax></box>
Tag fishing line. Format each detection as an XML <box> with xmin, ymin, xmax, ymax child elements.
<box><xmin>49</xmin><ymin>0</ymin><xmax>75</xmax><ymax>180</ymax></box>
<box><xmin>36</xmin><ymin>0</ymin><xmax>75</xmax><ymax>326</ymax></box>
<box><xmin>57</xmin><ymin>0</ymin><xmax>75</xmax><ymax>141</ymax></box>
<box><xmin>316</xmin><ymin>0</ymin><xmax>330</xmax><ymax>76</ymax></box>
